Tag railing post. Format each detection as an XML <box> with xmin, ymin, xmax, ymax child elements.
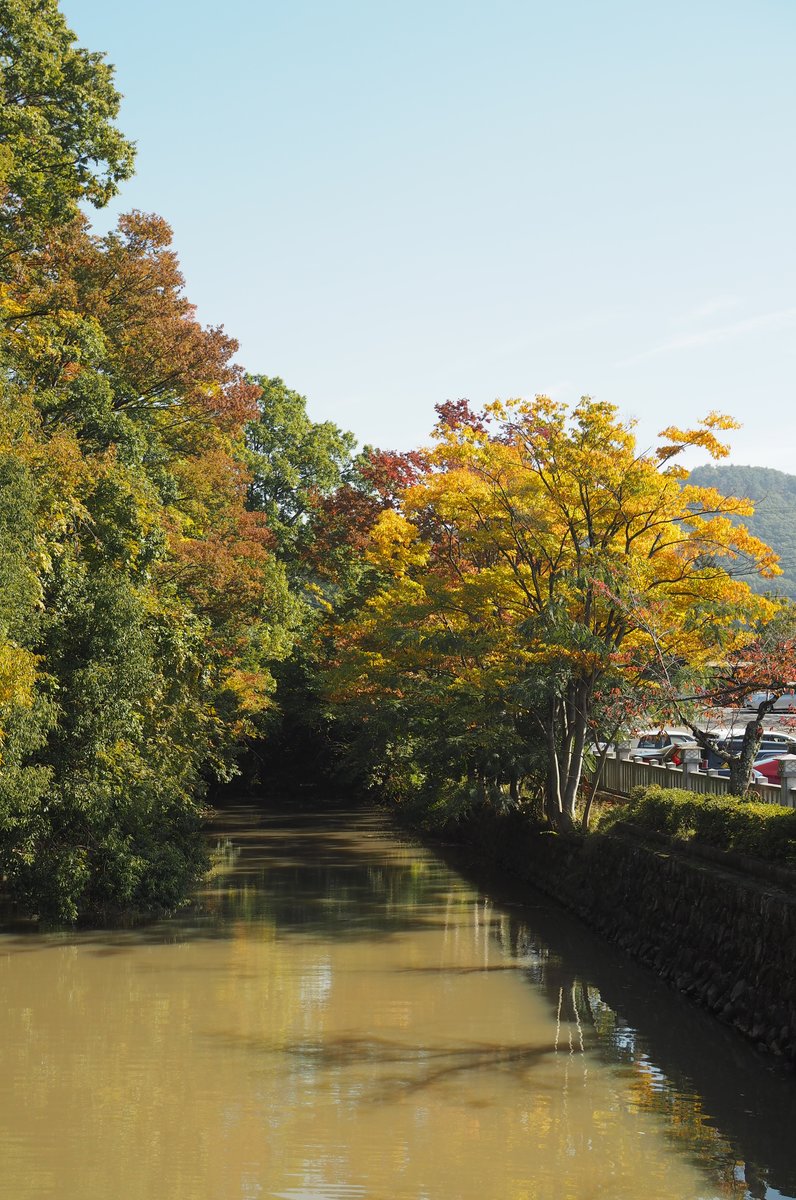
<box><xmin>681</xmin><ymin>746</ymin><xmax>702</xmax><ymax>791</ymax></box>
<box><xmin>777</xmin><ymin>755</ymin><xmax>796</xmax><ymax>809</ymax></box>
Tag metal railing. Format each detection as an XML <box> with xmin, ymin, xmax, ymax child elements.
<box><xmin>595</xmin><ymin>753</ymin><xmax>794</xmax><ymax>809</ymax></box>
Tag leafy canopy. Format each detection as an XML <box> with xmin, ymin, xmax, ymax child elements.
<box><xmin>0</xmin><ymin>0</ymin><xmax>134</xmax><ymax>240</ymax></box>
<box><xmin>327</xmin><ymin>396</ymin><xmax>780</xmax><ymax>828</ymax></box>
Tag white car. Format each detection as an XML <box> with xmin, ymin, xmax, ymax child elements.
<box><xmin>743</xmin><ymin>690</ymin><xmax>796</xmax><ymax>712</ymax></box>
<box><xmin>628</xmin><ymin>730</ymin><xmax>698</xmax><ymax>763</ymax></box>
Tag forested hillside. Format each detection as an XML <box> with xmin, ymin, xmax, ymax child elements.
<box><xmin>688</xmin><ymin>464</ymin><xmax>796</xmax><ymax>600</ymax></box>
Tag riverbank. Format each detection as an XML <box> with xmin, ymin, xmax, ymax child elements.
<box><xmin>415</xmin><ymin>805</ymin><xmax>796</xmax><ymax>1070</ymax></box>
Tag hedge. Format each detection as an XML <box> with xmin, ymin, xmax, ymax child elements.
<box><xmin>609</xmin><ymin>785</ymin><xmax>796</xmax><ymax>865</ymax></box>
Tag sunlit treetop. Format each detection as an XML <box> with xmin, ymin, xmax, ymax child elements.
<box><xmin>0</xmin><ymin>0</ymin><xmax>135</xmax><ymax>240</ymax></box>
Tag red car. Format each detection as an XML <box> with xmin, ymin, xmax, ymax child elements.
<box><xmin>754</xmin><ymin>755</ymin><xmax>786</xmax><ymax>784</ymax></box>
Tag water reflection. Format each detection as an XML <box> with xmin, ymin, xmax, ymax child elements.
<box><xmin>479</xmin><ymin>893</ymin><xmax>796</xmax><ymax>1200</ymax></box>
<box><xmin>0</xmin><ymin>804</ymin><xmax>792</xmax><ymax>1200</ymax></box>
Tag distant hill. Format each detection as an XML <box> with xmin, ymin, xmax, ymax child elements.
<box><xmin>687</xmin><ymin>464</ymin><xmax>796</xmax><ymax>601</ymax></box>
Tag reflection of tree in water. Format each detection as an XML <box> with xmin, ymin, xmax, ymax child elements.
<box><xmin>495</xmin><ymin>913</ymin><xmax>772</xmax><ymax>1200</ymax></box>
<box><xmin>200</xmin><ymin>811</ymin><xmax>790</xmax><ymax>1200</ymax></box>
<box><xmin>212</xmin><ymin>1030</ymin><xmax>555</xmax><ymax>1103</ymax></box>
<box><xmin>199</xmin><ymin>818</ymin><xmax>457</xmax><ymax>939</ymax></box>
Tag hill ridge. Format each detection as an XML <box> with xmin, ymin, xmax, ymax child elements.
<box><xmin>688</xmin><ymin>464</ymin><xmax>796</xmax><ymax>600</ymax></box>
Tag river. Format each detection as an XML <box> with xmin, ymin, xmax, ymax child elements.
<box><xmin>0</xmin><ymin>805</ymin><xmax>793</xmax><ymax>1200</ymax></box>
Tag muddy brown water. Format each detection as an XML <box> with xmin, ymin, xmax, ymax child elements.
<box><xmin>0</xmin><ymin>805</ymin><xmax>793</xmax><ymax>1200</ymax></box>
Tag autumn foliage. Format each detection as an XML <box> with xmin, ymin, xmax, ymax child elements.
<box><xmin>1</xmin><ymin>1</ymin><xmax>790</xmax><ymax>920</ymax></box>
<box><xmin>325</xmin><ymin>397</ymin><xmax>784</xmax><ymax>828</ymax></box>
<box><xmin>0</xmin><ymin>2</ymin><xmax>298</xmax><ymax>919</ymax></box>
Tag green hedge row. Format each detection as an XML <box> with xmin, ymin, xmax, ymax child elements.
<box><xmin>609</xmin><ymin>785</ymin><xmax>796</xmax><ymax>865</ymax></box>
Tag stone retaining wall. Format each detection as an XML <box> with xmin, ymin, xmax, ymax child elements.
<box><xmin>453</xmin><ymin>809</ymin><xmax>796</xmax><ymax>1068</ymax></box>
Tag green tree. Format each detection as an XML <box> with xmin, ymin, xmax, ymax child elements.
<box><xmin>246</xmin><ymin>375</ymin><xmax>356</xmax><ymax>559</ymax></box>
<box><xmin>0</xmin><ymin>0</ymin><xmax>134</xmax><ymax>249</ymax></box>
<box><xmin>0</xmin><ymin>2</ymin><xmax>305</xmax><ymax>920</ymax></box>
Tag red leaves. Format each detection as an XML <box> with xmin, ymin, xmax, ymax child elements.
<box><xmin>87</xmin><ymin>215</ymin><xmax>256</xmax><ymax>433</ymax></box>
<box><xmin>15</xmin><ymin>208</ymin><xmax>257</xmax><ymax>438</ymax></box>
<box><xmin>165</xmin><ymin>508</ymin><xmax>274</xmax><ymax>631</ymax></box>
<box><xmin>307</xmin><ymin>485</ymin><xmax>384</xmax><ymax>564</ymax></box>
<box><xmin>715</xmin><ymin>635</ymin><xmax>796</xmax><ymax>704</ymax></box>
<box><xmin>433</xmin><ymin>399</ymin><xmax>489</xmax><ymax>435</ymax></box>
<box><xmin>357</xmin><ymin>447</ymin><xmax>429</xmax><ymax>504</ymax></box>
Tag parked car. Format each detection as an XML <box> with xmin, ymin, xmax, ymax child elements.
<box><xmin>628</xmin><ymin>730</ymin><xmax>698</xmax><ymax>764</ymax></box>
<box><xmin>717</xmin><ymin>730</ymin><xmax>796</xmax><ymax>757</ymax></box>
<box><xmin>700</xmin><ymin>743</ymin><xmax>794</xmax><ymax>774</ymax></box>
<box><xmin>695</xmin><ymin>726</ymin><xmax>796</xmax><ymax>772</ymax></box>
<box><xmin>743</xmin><ymin>690</ymin><xmax>796</xmax><ymax>712</ymax></box>
<box><xmin>753</xmin><ymin>754</ymin><xmax>789</xmax><ymax>784</ymax></box>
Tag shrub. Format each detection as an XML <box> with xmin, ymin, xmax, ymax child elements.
<box><xmin>610</xmin><ymin>785</ymin><xmax>796</xmax><ymax>865</ymax></box>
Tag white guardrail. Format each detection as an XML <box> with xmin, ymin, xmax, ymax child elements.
<box><xmin>595</xmin><ymin>752</ymin><xmax>796</xmax><ymax>810</ymax></box>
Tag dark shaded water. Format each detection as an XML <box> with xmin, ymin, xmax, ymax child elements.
<box><xmin>0</xmin><ymin>805</ymin><xmax>792</xmax><ymax>1199</ymax></box>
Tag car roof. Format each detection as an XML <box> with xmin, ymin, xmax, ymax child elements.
<box><xmin>634</xmin><ymin>727</ymin><xmax>694</xmax><ymax>737</ymax></box>
<box><xmin>699</xmin><ymin>725</ymin><xmax>792</xmax><ymax>740</ymax></box>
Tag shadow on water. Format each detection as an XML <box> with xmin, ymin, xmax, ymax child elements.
<box><xmin>206</xmin><ymin>1029</ymin><xmax>555</xmax><ymax>1103</ymax></box>
<box><xmin>430</xmin><ymin>837</ymin><xmax>796</xmax><ymax>1200</ymax></box>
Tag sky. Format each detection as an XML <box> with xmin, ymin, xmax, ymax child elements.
<box><xmin>61</xmin><ymin>0</ymin><xmax>796</xmax><ymax>470</ymax></box>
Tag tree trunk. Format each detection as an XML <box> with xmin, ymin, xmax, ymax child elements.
<box><xmin>559</xmin><ymin>687</ymin><xmax>587</xmax><ymax>829</ymax></box>
<box><xmin>545</xmin><ymin>696</ymin><xmax>563</xmax><ymax>826</ymax></box>
<box><xmin>728</xmin><ymin>719</ymin><xmax>764</xmax><ymax>796</ymax></box>
<box><xmin>544</xmin><ymin>682</ymin><xmax>593</xmax><ymax>832</ymax></box>
<box><xmin>582</xmin><ymin>743</ymin><xmax>609</xmax><ymax>831</ymax></box>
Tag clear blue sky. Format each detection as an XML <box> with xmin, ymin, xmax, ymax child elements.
<box><xmin>63</xmin><ymin>0</ymin><xmax>796</xmax><ymax>470</ymax></box>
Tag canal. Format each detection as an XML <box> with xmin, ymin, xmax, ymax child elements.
<box><xmin>0</xmin><ymin>805</ymin><xmax>793</xmax><ymax>1200</ymax></box>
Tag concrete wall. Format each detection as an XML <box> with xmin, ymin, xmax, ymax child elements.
<box><xmin>456</xmin><ymin>809</ymin><xmax>796</xmax><ymax>1067</ymax></box>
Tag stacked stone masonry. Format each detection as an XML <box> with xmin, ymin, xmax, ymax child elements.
<box><xmin>459</xmin><ymin>811</ymin><xmax>796</xmax><ymax>1067</ymax></box>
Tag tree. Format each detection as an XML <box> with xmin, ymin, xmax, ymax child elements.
<box><xmin>649</xmin><ymin>606</ymin><xmax>796</xmax><ymax>796</ymax></box>
<box><xmin>329</xmin><ymin>397</ymin><xmax>780</xmax><ymax>830</ymax></box>
<box><xmin>244</xmin><ymin>425</ymin><xmax>440</xmax><ymax>797</ymax></box>
<box><xmin>0</xmin><ymin>2</ymin><xmax>305</xmax><ymax>917</ymax></box>
<box><xmin>245</xmin><ymin>376</ymin><xmax>356</xmax><ymax>559</ymax></box>
<box><xmin>0</xmin><ymin>0</ymin><xmax>134</xmax><ymax>250</ymax></box>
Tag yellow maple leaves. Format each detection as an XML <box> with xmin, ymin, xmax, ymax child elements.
<box><xmin>366</xmin><ymin>509</ymin><xmax>430</xmax><ymax>576</ymax></box>
<box><xmin>329</xmin><ymin>395</ymin><xmax>784</xmax><ymax>822</ymax></box>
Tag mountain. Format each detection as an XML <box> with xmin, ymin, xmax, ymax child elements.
<box><xmin>687</xmin><ymin>465</ymin><xmax>796</xmax><ymax>601</ymax></box>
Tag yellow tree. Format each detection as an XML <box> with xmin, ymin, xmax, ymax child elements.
<box><xmin>335</xmin><ymin>398</ymin><xmax>780</xmax><ymax>830</ymax></box>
